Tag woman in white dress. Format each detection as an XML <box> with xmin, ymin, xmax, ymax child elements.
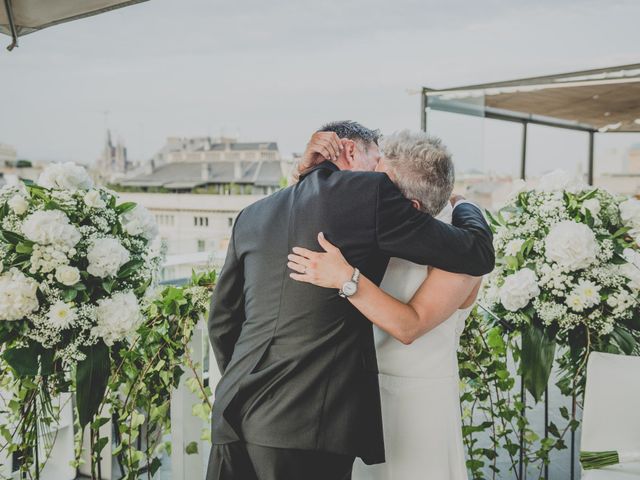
<box><xmin>288</xmin><ymin>130</ymin><xmax>482</xmax><ymax>480</ymax></box>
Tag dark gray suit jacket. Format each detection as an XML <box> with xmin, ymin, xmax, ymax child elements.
<box><xmin>208</xmin><ymin>161</ymin><xmax>494</xmax><ymax>465</ymax></box>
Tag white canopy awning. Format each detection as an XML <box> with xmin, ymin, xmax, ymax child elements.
<box><xmin>0</xmin><ymin>0</ymin><xmax>149</xmax><ymax>51</ymax></box>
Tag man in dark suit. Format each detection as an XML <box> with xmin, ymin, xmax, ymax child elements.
<box><xmin>207</xmin><ymin>121</ymin><xmax>494</xmax><ymax>480</ymax></box>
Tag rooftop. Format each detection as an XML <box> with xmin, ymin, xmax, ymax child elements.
<box><xmin>119</xmin><ymin>160</ymin><xmax>284</xmax><ymax>189</ymax></box>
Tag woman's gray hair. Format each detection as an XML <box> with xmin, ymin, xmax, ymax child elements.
<box><xmin>382</xmin><ymin>130</ymin><xmax>455</xmax><ymax>216</ymax></box>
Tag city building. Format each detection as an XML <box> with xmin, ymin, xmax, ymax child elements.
<box><xmin>150</xmin><ymin>135</ymin><xmax>281</xmax><ymax>168</ymax></box>
<box><xmin>95</xmin><ymin>130</ymin><xmax>132</xmax><ymax>182</ymax></box>
<box><xmin>116</xmin><ymin>191</ymin><xmax>265</xmax><ymax>281</ymax></box>
<box><xmin>115</xmin><ymin>136</ymin><xmax>289</xmax><ymax>195</ymax></box>
<box><xmin>111</xmin><ymin>135</ymin><xmax>294</xmax><ymax>281</ymax></box>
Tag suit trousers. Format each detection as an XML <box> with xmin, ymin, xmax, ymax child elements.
<box><xmin>206</xmin><ymin>442</ymin><xmax>355</xmax><ymax>480</ymax></box>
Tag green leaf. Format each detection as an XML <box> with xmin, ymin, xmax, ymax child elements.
<box><xmin>613</xmin><ymin>226</ymin><xmax>631</xmax><ymax>238</ymax></box>
<box><xmin>40</xmin><ymin>348</ymin><xmax>55</xmax><ymax>376</ymax></box>
<box><xmin>3</xmin><ymin>344</ymin><xmax>40</xmax><ymax>376</ymax></box>
<box><xmin>102</xmin><ymin>279</ymin><xmax>115</xmax><ymax>294</ymax></box>
<box><xmin>76</xmin><ymin>341</ymin><xmax>111</xmax><ymax>429</ymax></box>
<box><xmin>611</xmin><ymin>328</ymin><xmax>636</xmax><ymax>355</ymax></box>
<box><xmin>117</xmin><ymin>259</ymin><xmax>145</xmax><ymax>279</ymax></box>
<box><xmin>521</xmin><ymin>323</ymin><xmax>556</xmax><ymax>403</ymax></box>
<box><xmin>0</xmin><ymin>229</ymin><xmax>27</xmax><ymax>245</ymax></box>
<box><xmin>185</xmin><ymin>441</ymin><xmax>199</xmax><ymax>455</ymax></box>
<box><xmin>15</xmin><ymin>242</ymin><xmax>33</xmax><ymax>254</ymax></box>
<box><xmin>63</xmin><ymin>289</ymin><xmax>78</xmax><ymax>302</ymax></box>
<box><xmin>115</xmin><ymin>202</ymin><xmax>137</xmax><ymax>214</ymax></box>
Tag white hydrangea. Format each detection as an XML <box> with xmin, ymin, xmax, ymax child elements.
<box><xmin>29</xmin><ymin>244</ymin><xmax>71</xmax><ymax>274</ymax></box>
<box><xmin>83</xmin><ymin>190</ymin><xmax>106</xmax><ymax>209</ymax></box>
<box><xmin>93</xmin><ymin>291</ymin><xmax>143</xmax><ymax>346</ymax></box>
<box><xmin>8</xmin><ymin>194</ymin><xmax>29</xmax><ymax>215</ymax></box>
<box><xmin>87</xmin><ymin>237</ymin><xmax>131</xmax><ymax>278</ymax></box>
<box><xmin>0</xmin><ymin>268</ymin><xmax>39</xmax><ymax>321</ymax></box>
<box><xmin>47</xmin><ymin>301</ymin><xmax>77</xmax><ymax>329</ymax></box>
<box><xmin>499</xmin><ymin>268</ymin><xmax>540</xmax><ymax>312</ymax></box>
<box><xmin>22</xmin><ymin>210</ymin><xmax>81</xmax><ymax>248</ymax></box>
<box><xmin>37</xmin><ymin>162</ymin><xmax>93</xmax><ymax>191</ymax></box>
<box><xmin>120</xmin><ymin>205</ymin><xmax>158</xmax><ymax>241</ymax></box>
<box><xmin>544</xmin><ymin>220</ymin><xmax>598</xmax><ymax>271</ymax></box>
<box><xmin>504</xmin><ymin>238</ymin><xmax>525</xmax><ymax>257</ymax></box>
<box><xmin>55</xmin><ymin>265</ymin><xmax>81</xmax><ymax>286</ymax></box>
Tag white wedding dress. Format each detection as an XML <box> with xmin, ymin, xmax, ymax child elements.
<box><xmin>353</xmin><ymin>203</ymin><xmax>471</xmax><ymax>480</ymax></box>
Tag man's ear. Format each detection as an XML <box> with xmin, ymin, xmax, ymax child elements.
<box><xmin>410</xmin><ymin>199</ymin><xmax>421</xmax><ymax>211</ymax></box>
<box><xmin>335</xmin><ymin>139</ymin><xmax>356</xmax><ymax>170</ymax></box>
<box><xmin>342</xmin><ymin>139</ymin><xmax>356</xmax><ymax>165</ymax></box>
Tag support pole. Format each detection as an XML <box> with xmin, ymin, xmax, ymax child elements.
<box><xmin>421</xmin><ymin>89</ymin><xmax>428</xmax><ymax>133</ymax></box>
<box><xmin>520</xmin><ymin>122</ymin><xmax>528</xmax><ymax>180</ymax></box>
<box><xmin>587</xmin><ymin>131</ymin><xmax>595</xmax><ymax>186</ymax></box>
<box><xmin>3</xmin><ymin>0</ymin><xmax>19</xmax><ymax>51</ymax></box>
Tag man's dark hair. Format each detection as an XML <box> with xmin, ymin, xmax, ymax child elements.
<box><xmin>319</xmin><ymin>120</ymin><xmax>381</xmax><ymax>147</ymax></box>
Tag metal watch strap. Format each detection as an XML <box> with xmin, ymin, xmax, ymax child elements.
<box><xmin>339</xmin><ymin>267</ymin><xmax>360</xmax><ymax>298</ymax></box>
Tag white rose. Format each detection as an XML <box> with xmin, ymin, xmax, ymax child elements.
<box><xmin>86</xmin><ymin>237</ymin><xmax>131</xmax><ymax>278</ymax></box>
<box><xmin>22</xmin><ymin>210</ymin><xmax>81</xmax><ymax>248</ymax></box>
<box><xmin>620</xmin><ymin>198</ymin><xmax>640</xmax><ymax>227</ymax></box>
<box><xmin>55</xmin><ymin>265</ymin><xmax>81</xmax><ymax>286</ymax></box>
<box><xmin>93</xmin><ymin>291</ymin><xmax>143</xmax><ymax>346</ymax></box>
<box><xmin>544</xmin><ymin>220</ymin><xmax>598</xmax><ymax>271</ymax></box>
<box><xmin>499</xmin><ymin>268</ymin><xmax>540</xmax><ymax>312</ymax></box>
<box><xmin>0</xmin><ymin>268</ymin><xmax>39</xmax><ymax>321</ymax></box>
<box><xmin>620</xmin><ymin>248</ymin><xmax>640</xmax><ymax>291</ymax></box>
<box><xmin>47</xmin><ymin>301</ymin><xmax>77</xmax><ymax>329</ymax></box>
<box><xmin>581</xmin><ymin>198</ymin><xmax>601</xmax><ymax>217</ymax></box>
<box><xmin>83</xmin><ymin>190</ymin><xmax>106</xmax><ymax>209</ymax></box>
<box><xmin>504</xmin><ymin>238</ymin><xmax>525</xmax><ymax>257</ymax></box>
<box><xmin>120</xmin><ymin>205</ymin><xmax>158</xmax><ymax>241</ymax></box>
<box><xmin>8</xmin><ymin>194</ymin><xmax>29</xmax><ymax>215</ymax></box>
<box><xmin>38</xmin><ymin>162</ymin><xmax>93</xmax><ymax>191</ymax></box>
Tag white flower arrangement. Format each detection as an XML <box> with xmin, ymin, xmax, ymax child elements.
<box><xmin>0</xmin><ymin>162</ymin><xmax>161</xmax><ymax>365</ymax></box>
<box><xmin>484</xmin><ymin>170</ymin><xmax>640</xmax><ymax>340</ymax></box>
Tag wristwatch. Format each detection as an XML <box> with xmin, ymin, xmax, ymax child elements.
<box><xmin>339</xmin><ymin>268</ymin><xmax>360</xmax><ymax>298</ymax></box>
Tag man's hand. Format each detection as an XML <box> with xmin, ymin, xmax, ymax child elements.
<box><xmin>292</xmin><ymin>132</ymin><xmax>343</xmax><ymax>182</ymax></box>
<box><xmin>450</xmin><ymin>194</ymin><xmax>466</xmax><ymax>207</ymax></box>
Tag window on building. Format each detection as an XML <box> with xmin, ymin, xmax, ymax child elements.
<box><xmin>228</xmin><ymin>217</ymin><xmax>234</xmax><ymax>227</ymax></box>
<box><xmin>197</xmin><ymin>239</ymin><xmax>206</xmax><ymax>252</ymax></box>
<box><xmin>194</xmin><ymin>216</ymin><xmax>209</xmax><ymax>227</ymax></box>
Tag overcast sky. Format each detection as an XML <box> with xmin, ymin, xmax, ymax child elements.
<box><xmin>1</xmin><ymin>0</ymin><xmax>639</xmax><ymax>171</ymax></box>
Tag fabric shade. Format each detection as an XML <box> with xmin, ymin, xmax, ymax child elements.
<box><xmin>0</xmin><ymin>0</ymin><xmax>148</xmax><ymax>50</ymax></box>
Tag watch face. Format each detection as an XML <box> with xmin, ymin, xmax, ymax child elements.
<box><xmin>342</xmin><ymin>281</ymin><xmax>357</xmax><ymax>297</ymax></box>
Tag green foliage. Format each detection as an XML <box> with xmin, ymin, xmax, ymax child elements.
<box><xmin>0</xmin><ymin>270</ymin><xmax>216</xmax><ymax>479</ymax></box>
<box><xmin>520</xmin><ymin>323</ymin><xmax>556</xmax><ymax>402</ymax></box>
<box><xmin>76</xmin><ymin>341</ymin><xmax>111</xmax><ymax>429</ymax></box>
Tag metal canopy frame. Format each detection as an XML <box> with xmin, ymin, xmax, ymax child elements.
<box><xmin>421</xmin><ymin>64</ymin><xmax>640</xmax><ymax>186</ymax></box>
<box><xmin>0</xmin><ymin>0</ymin><xmax>149</xmax><ymax>51</ymax></box>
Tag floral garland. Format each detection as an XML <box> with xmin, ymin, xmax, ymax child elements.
<box><xmin>0</xmin><ymin>163</ymin><xmax>214</xmax><ymax>478</ymax></box>
<box><xmin>459</xmin><ymin>171</ymin><xmax>640</xmax><ymax>479</ymax></box>
<box><xmin>482</xmin><ymin>171</ymin><xmax>640</xmax><ymax>400</ymax></box>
